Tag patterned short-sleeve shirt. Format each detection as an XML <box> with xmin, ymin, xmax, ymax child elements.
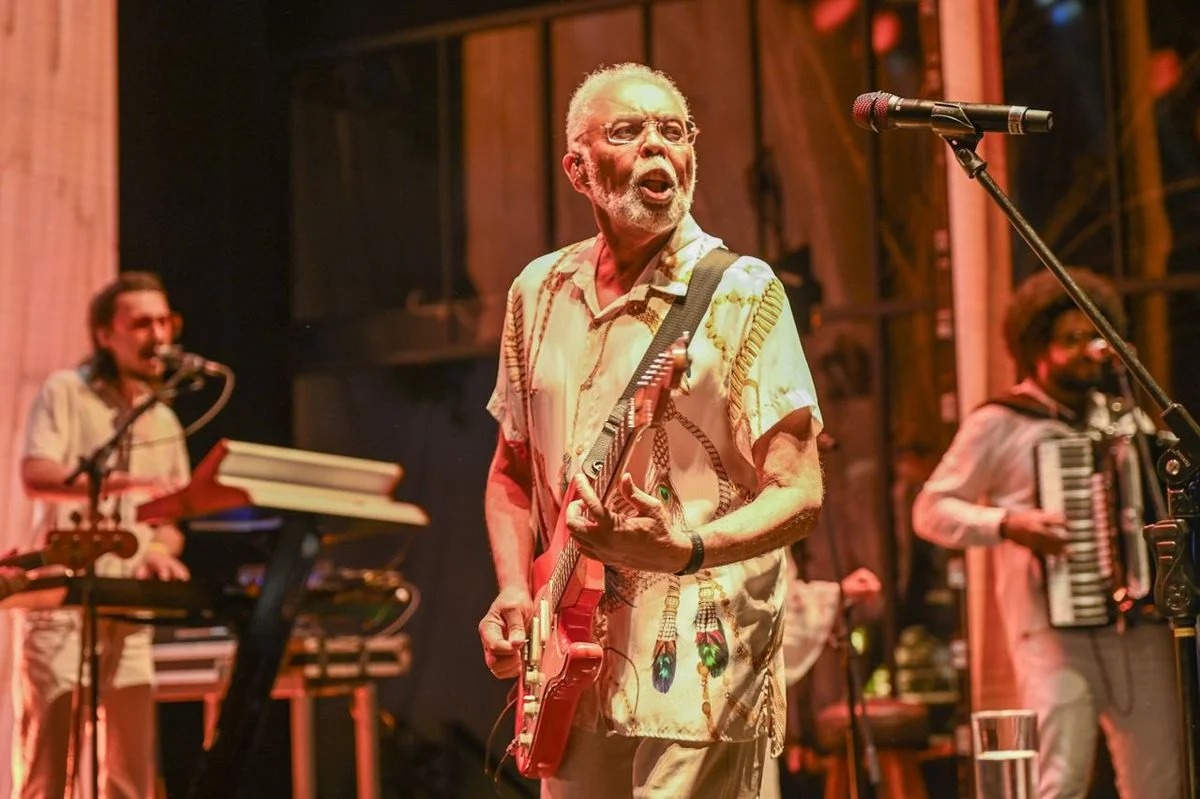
<box><xmin>487</xmin><ymin>215</ymin><xmax>822</xmax><ymax>752</ymax></box>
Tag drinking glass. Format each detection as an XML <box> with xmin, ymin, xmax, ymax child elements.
<box><xmin>972</xmin><ymin>709</ymin><xmax>1038</xmax><ymax>799</ymax></box>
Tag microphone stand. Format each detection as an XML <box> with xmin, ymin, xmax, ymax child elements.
<box><xmin>820</xmin><ymin>439</ymin><xmax>881</xmax><ymax>799</ymax></box>
<box><xmin>1111</xmin><ymin>361</ymin><xmax>1170</xmax><ymax>524</ymax></box>
<box><xmin>934</xmin><ymin>106</ymin><xmax>1200</xmax><ymax>799</ymax></box>
<box><xmin>63</xmin><ymin>366</ymin><xmax>198</xmax><ymax>799</ymax></box>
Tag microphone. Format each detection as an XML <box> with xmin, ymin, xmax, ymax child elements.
<box><xmin>1085</xmin><ymin>338</ymin><xmax>1123</xmax><ymax>366</ymax></box>
<box><xmin>852</xmin><ymin>91</ymin><xmax>1053</xmax><ymax>135</ymax></box>
<box><xmin>155</xmin><ymin>344</ymin><xmax>227</xmax><ymax>377</ymax></box>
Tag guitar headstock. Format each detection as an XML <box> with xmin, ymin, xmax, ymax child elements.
<box><xmin>42</xmin><ymin>525</ymin><xmax>139</xmax><ymax>571</ymax></box>
<box><xmin>630</xmin><ymin>333</ymin><xmax>691</xmax><ymax>431</ymax></box>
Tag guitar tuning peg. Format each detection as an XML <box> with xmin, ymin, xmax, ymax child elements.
<box><xmin>69</xmin><ymin>511</ymin><xmax>83</xmax><ymax>526</ymax></box>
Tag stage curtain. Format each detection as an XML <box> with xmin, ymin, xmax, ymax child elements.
<box><xmin>549</xmin><ymin>7</ymin><xmax>644</xmax><ymax>246</ymax></box>
<box><xmin>462</xmin><ymin>23</ymin><xmax>547</xmax><ymax>343</ymax></box>
<box><xmin>1117</xmin><ymin>0</ymin><xmax>1171</xmax><ymax>381</ymax></box>
<box><xmin>650</xmin><ymin>0</ymin><xmax>757</xmax><ymax>256</ymax></box>
<box><xmin>0</xmin><ymin>0</ymin><xmax>118</xmax><ymax>794</ymax></box>
<box><xmin>756</xmin><ymin>0</ymin><xmax>874</xmax><ymax>305</ymax></box>
<box><xmin>753</xmin><ymin>8</ymin><xmax>888</xmax><ymax>643</ymax></box>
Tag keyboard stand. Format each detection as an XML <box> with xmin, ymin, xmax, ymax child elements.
<box><xmin>154</xmin><ymin>625</ymin><xmax>411</xmax><ymax>799</ymax></box>
<box><xmin>162</xmin><ymin>650</ymin><xmax>386</xmax><ymax>799</ymax></box>
<box><xmin>187</xmin><ymin>512</ymin><xmax>319</xmax><ymax>799</ymax></box>
<box><xmin>284</xmin><ymin>682</ymin><xmax>380</xmax><ymax>799</ymax></box>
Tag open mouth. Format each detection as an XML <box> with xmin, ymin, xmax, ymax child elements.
<box><xmin>141</xmin><ymin>348</ymin><xmax>168</xmax><ymax>371</ymax></box>
<box><xmin>637</xmin><ymin>175</ymin><xmax>676</xmax><ymax>204</ymax></box>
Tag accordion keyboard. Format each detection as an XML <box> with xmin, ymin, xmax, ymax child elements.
<box><xmin>1036</xmin><ymin>434</ymin><xmax>1116</xmax><ymax>627</ymax></box>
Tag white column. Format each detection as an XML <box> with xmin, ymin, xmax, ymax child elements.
<box><xmin>938</xmin><ymin>0</ymin><xmax>1019</xmax><ymax>712</ymax></box>
<box><xmin>0</xmin><ymin>2</ymin><xmax>118</xmax><ymax>794</ymax></box>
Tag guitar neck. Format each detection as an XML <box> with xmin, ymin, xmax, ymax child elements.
<box><xmin>547</xmin><ymin>418</ymin><xmax>638</xmax><ymax>610</ymax></box>
<box><xmin>0</xmin><ymin>550</ymin><xmax>46</xmax><ymax>571</ymax></box>
<box><xmin>592</xmin><ymin>420</ymin><xmax>634</xmax><ymax>507</ymax></box>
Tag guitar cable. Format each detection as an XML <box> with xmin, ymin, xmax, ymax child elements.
<box><xmin>484</xmin><ymin>689</ymin><xmax>520</xmax><ymax>783</ymax></box>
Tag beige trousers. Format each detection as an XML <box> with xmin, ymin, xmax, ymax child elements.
<box><xmin>541</xmin><ymin>725</ymin><xmax>778</xmax><ymax>799</ymax></box>
<box><xmin>18</xmin><ymin>610</ymin><xmax>157</xmax><ymax>799</ymax></box>
<box><xmin>1013</xmin><ymin>623</ymin><xmax>1181</xmax><ymax>799</ymax></box>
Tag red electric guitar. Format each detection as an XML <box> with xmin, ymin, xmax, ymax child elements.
<box><xmin>512</xmin><ymin>335</ymin><xmax>690</xmax><ymax>779</ymax></box>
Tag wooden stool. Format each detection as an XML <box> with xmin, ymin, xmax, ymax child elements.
<box><xmin>816</xmin><ymin>698</ymin><xmax>930</xmax><ymax>799</ymax></box>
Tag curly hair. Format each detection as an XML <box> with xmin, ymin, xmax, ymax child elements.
<box><xmin>1003</xmin><ymin>267</ymin><xmax>1127</xmax><ymax>379</ymax></box>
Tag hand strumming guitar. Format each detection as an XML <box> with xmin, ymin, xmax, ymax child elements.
<box><xmin>565</xmin><ymin>473</ymin><xmax>693</xmax><ymax>574</ymax></box>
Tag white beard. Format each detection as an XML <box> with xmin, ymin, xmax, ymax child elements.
<box><xmin>584</xmin><ymin>154</ymin><xmax>696</xmax><ymax>235</ymax></box>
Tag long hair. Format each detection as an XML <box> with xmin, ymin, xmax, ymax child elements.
<box><xmin>84</xmin><ymin>271</ymin><xmax>169</xmax><ymax>382</ymax></box>
<box><xmin>1002</xmin><ymin>268</ymin><xmax>1127</xmax><ymax>380</ymax></box>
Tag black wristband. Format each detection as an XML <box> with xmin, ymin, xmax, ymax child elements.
<box><xmin>674</xmin><ymin>530</ymin><xmax>705</xmax><ymax>576</ymax></box>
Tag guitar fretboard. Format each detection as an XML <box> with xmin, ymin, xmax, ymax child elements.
<box><xmin>547</xmin><ymin>407</ymin><xmax>630</xmax><ymax>611</ymax></box>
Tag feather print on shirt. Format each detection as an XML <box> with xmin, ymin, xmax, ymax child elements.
<box><xmin>651</xmin><ymin>581</ymin><xmax>680</xmax><ymax>693</ymax></box>
<box><xmin>694</xmin><ymin>581</ymin><xmax>730</xmax><ymax>677</ymax></box>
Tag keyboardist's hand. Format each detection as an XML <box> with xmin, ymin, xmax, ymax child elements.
<box><xmin>106</xmin><ymin>471</ymin><xmax>179</xmax><ymax>498</ymax></box>
<box><xmin>135</xmin><ymin>548</ymin><xmax>190</xmax><ymax>581</ymax></box>
<box><xmin>999</xmin><ymin>509</ymin><xmax>1068</xmax><ymax>555</ymax></box>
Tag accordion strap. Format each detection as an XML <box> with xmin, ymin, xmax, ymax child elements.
<box><xmin>984</xmin><ymin>390</ymin><xmax>1069</xmax><ymax>424</ymax></box>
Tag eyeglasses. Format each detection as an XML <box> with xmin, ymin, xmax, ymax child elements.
<box><xmin>600</xmin><ymin>117</ymin><xmax>699</xmax><ymax>146</ymax></box>
<box><xmin>1050</xmin><ymin>329</ymin><xmax>1097</xmax><ymax>348</ymax></box>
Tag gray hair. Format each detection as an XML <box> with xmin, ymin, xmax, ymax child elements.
<box><xmin>564</xmin><ymin>63</ymin><xmax>692</xmax><ymax>145</ymax></box>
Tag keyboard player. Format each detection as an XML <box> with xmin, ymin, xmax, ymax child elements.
<box><xmin>912</xmin><ymin>268</ymin><xmax>1180</xmax><ymax>799</ymax></box>
<box><xmin>16</xmin><ymin>272</ymin><xmax>192</xmax><ymax>799</ymax></box>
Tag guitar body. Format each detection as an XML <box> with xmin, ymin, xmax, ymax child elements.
<box><xmin>513</xmin><ymin>482</ymin><xmax>606</xmax><ymax>779</ymax></box>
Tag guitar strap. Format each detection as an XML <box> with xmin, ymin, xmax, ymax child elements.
<box><xmin>581</xmin><ymin>247</ymin><xmax>739</xmax><ymax>481</ymax></box>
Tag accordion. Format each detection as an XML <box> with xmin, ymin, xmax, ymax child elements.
<box><xmin>1035</xmin><ymin>431</ymin><xmax>1155</xmax><ymax>628</ymax></box>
